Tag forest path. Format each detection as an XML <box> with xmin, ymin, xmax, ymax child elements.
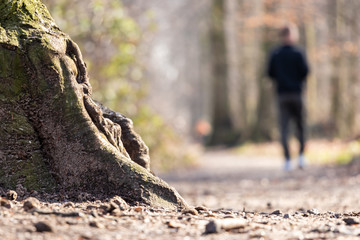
<box><xmin>2</xmin><ymin>148</ymin><xmax>360</xmax><ymax>240</ymax></box>
<box><xmin>160</xmin><ymin>149</ymin><xmax>360</xmax><ymax>213</ymax></box>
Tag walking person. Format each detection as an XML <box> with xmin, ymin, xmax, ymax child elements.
<box><xmin>267</xmin><ymin>23</ymin><xmax>309</xmax><ymax>171</ymax></box>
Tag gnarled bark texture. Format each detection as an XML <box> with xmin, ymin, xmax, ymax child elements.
<box><xmin>0</xmin><ymin>0</ymin><xmax>188</xmax><ymax>210</ymax></box>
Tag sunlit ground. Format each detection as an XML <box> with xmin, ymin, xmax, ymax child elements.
<box><xmin>160</xmin><ymin>139</ymin><xmax>360</xmax><ymax>213</ymax></box>
<box><xmin>233</xmin><ymin>138</ymin><xmax>360</xmax><ymax>165</ymax></box>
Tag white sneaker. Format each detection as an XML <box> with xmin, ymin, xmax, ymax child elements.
<box><xmin>284</xmin><ymin>160</ymin><xmax>291</xmax><ymax>171</ymax></box>
<box><xmin>298</xmin><ymin>154</ymin><xmax>306</xmax><ymax>169</ymax></box>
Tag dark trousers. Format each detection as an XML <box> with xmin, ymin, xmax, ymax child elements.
<box><xmin>277</xmin><ymin>94</ymin><xmax>305</xmax><ymax>161</ymax></box>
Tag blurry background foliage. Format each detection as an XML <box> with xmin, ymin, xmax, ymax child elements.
<box><xmin>43</xmin><ymin>0</ymin><xmax>196</xmax><ymax>172</ymax></box>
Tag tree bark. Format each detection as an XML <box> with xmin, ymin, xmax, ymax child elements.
<box><xmin>208</xmin><ymin>0</ymin><xmax>238</xmax><ymax>146</ymax></box>
<box><xmin>0</xmin><ymin>0</ymin><xmax>189</xmax><ymax>210</ymax></box>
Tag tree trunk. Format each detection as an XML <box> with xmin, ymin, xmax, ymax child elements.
<box><xmin>208</xmin><ymin>0</ymin><xmax>238</xmax><ymax>146</ymax></box>
<box><xmin>0</xmin><ymin>0</ymin><xmax>189</xmax><ymax>210</ymax></box>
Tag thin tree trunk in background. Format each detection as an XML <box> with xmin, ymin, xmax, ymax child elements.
<box><xmin>235</xmin><ymin>0</ymin><xmax>263</xmax><ymax>140</ymax></box>
<box><xmin>304</xmin><ymin>17</ymin><xmax>317</xmax><ymax>129</ymax></box>
<box><xmin>252</xmin><ymin>1</ymin><xmax>276</xmax><ymax>141</ymax></box>
<box><xmin>330</xmin><ymin>0</ymin><xmax>348</xmax><ymax>136</ymax></box>
<box><xmin>225</xmin><ymin>0</ymin><xmax>243</xmax><ymax>131</ymax></box>
<box><xmin>208</xmin><ymin>0</ymin><xmax>237</xmax><ymax>145</ymax></box>
<box><xmin>244</xmin><ymin>0</ymin><xmax>263</xmax><ymax>138</ymax></box>
<box><xmin>356</xmin><ymin>3</ymin><xmax>360</xmax><ymax>135</ymax></box>
<box><xmin>347</xmin><ymin>1</ymin><xmax>360</xmax><ymax>135</ymax></box>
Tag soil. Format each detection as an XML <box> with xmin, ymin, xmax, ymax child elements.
<box><xmin>1</xmin><ymin>149</ymin><xmax>360</xmax><ymax>240</ymax></box>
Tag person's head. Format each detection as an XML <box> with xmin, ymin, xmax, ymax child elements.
<box><xmin>279</xmin><ymin>23</ymin><xmax>299</xmax><ymax>45</ymax></box>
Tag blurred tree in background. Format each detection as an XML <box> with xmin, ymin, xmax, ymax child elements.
<box><xmin>42</xmin><ymin>0</ymin><xmax>360</xmax><ymax>157</ymax></box>
<box><xmin>43</xmin><ymin>0</ymin><xmax>195</xmax><ymax>171</ymax></box>
<box><xmin>211</xmin><ymin>0</ymin><xmax>360</xmax><ymax>144</ymax></box>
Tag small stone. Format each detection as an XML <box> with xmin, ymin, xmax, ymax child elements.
<box><xmin>167</xmin><ymin>221</ymin><xmax>183</xmax><ymax>229</ymax></box>
<box><xmin>90</xmin><ymin>210</ymin><xmax>99</xmax><ymax>218</ymax></box>
<box><xmin>250</xmin><ymin>230</ymin><xmax>266</xmax><ymax>238</ymax></box>
<box><xmin>134</xmin><ymin>206</ymin><xmax>143</xmax><ymax>213</ymax></box>
<box><xmin>110</xmin><ymin>196</ymin><xmax>129</xmax><ymax>210</ymax></box>
<box><xmin>0</xmin><ymin>197</ymin><xmax>12</xmax><ymax>209</ymax></box>
<box><xmin>86</xmin><ymin>205</ymin><xmax>97</xmax><ymax>210</ymax></box>
<box><xmin>195</xmin><ymin>206</ymin><xmax>208</xmax><ymax>212</ymax></box>
<box><xmin>23</xmin><ymin>197</ymin><xmax>40</xmax><ymax>211</ymax></box>
<box><xmin>284</xmin><ymin>213</ymin><xmax>291</xmax><ymax>219</ymax></box>
<box><xmin>271</xmin><ymin>210</ymin><xmax>282</xmax><ymax>216</ymax></box>
<box><xmin>266</xmin><ymin>202</ymin><xmax>272</xmax><ymax>209</ymax></box>
<box><xmin>307</xmin><ymin>208</ymin><xmax>320</xmax><ymax>215</ymax></box>
<box><xmin>64</xmin><ymin>202</ymin><xmax>75</xmax><ymax>208</ymax></box>
<box><xmin>182</xmin><ymin>208</ymin><xmax>198</xmax><ymax>215</ymax></box>
<box><xmin>206</xmin><ymin>212</ymin><xmax>217</xmax><ymax>218</ymax></box>
<box><xmin>107</xmin><ymin>202</ymin><xmax>118</xmax><ymax>213</ymax></box>
<box><xmin>6</xmin><ymin>190</ymin><xmax>17</xmax><ymax>201</ymax></box>
<box><xmin>99</xmin><ymin>204</ymin><xmax>110</xmax><ymax>213</ymax></box>
<box><xmin>89</xmin><ymin>221</ymin><xmax>104</xmax><ymax>228</ymax></box>
<box><xmin>298</xmin><ymin>208</ymin><xmax>306</xmax><ymax>213</ymax></box>
<box><xmin>205</xmin><ymin>220</ymin><xmax>221</xmax><ymax>234</ymax></box>
<box><xmin>34</xmin><ymin>221</ymin><xmax>53</xmax><ymax>232</ymax></box>
<box><xmin>65</xmin><ymin>221</ymin><xmax>78</xmax><ymax>225</ymax></box>
<box><xmin>343</xmin><ymin>218</ymin><xmax>359</xmax><ymax>225</ymax></box>
<box><xmin>111</xmin><ymin>208</ymin><xmax>122</xmax><ymax>217</ymax></box>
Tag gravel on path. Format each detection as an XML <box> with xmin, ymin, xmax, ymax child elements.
<box><xmin>1</xmin><ymin>150</ymin><xmax>359</xmax><ymax>239</ymax></box>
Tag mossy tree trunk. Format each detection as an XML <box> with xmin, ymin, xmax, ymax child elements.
<box><xmin>0</xmin><ymin>0</ymin><xmax>188</xmax><ymax>210</ymax></box>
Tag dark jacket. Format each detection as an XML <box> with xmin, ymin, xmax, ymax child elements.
<box><xmin>267</xmin><ymin>45</ymin><xmax>309</xmax><ymax>95</ymax></box>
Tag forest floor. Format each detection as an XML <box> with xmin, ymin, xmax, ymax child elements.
<box><xmin>1</xmin><ymin>142</ymin><xmax>360</xmax><ymax>240</ymax></box>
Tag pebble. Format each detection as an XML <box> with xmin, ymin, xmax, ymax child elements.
<box><xmin>107</xmin><ymin>202</ymin><xmax>119</xmax><ymax>213</ymax></box>
<box><xmin>195</xmin><ymin>206</ymin><xmax>208</xmax><ymax>211</ymax></box>
<box><xmin>167</xmin><ymin>221</ymin><xmax>183</xmax><ymax>229</ymax></box>
<box><xmin>6</xmin><ymin>190</ymin><xmax>17</xmax><ymax>201</ymax></box>
<box><xmin>111</xmin><ymin>208</ymin><xmax>122</xmax><ymax>217</ymax></box>
<box><xmin>34</xmin><ymin>221</ymin><xmax>53</xmax><ymax>232</ymax></box>
<box><xmin>134</xmin><ymin>206</ymin><xmax>143</xmax><ymax>213</ymax></box>
<box><xmin>206</xmin><ymin>212</ymin><xmax>217</xmax><ymax>217</ymax></box>
<box><xmin>0</xmin><ymin>197</ymin><xmax>12</xmax><ymax>209</ymax></box>
<box><xmin>271</xmin><ymin>210</ymin><xmax>282</xmax><ymax>216</ymax></box>
<box><xmin>283</xmin><ymin>213</ymin><xmax>291</xmax><ymax>219</ymax></box>
<box><xmin>205</xmin><ymin>218</ymin><xmax>247</xmax><ymax>234</ymax></box>
<box><xmin>110</xmin><ymin>196</ymin><xmax>129</xmax><ymax>210</ymax></box>
<box><xmin>89</xmin><ymin>221</ymin><xmax>105</xmax><ymax>229</ymax></box>
<box><xmin>205</xmin><ymin>220</ymin><xmax>221</xmax><ymax>234</ymax></box>
<box><xmin>23</xmin><ymin>197</ymin><xmax>40</xmax><ymax>211</ymax></box>
<box><xmin>182</xmin><ymin>208</ymin><xmax>198</xmax><ymax>215</ymax></box>
<box><xmin>90</xmin><ymin>211</ymin><xmax>99</xmax><ymax>218</ymax></box>
<box><xmin>343</xmin><ymin>218</ymin><xmax>359</xmax><ymax>225</ymax></box>
<box><xmin>64</xmin><ymin>202</ymin><xmax>75</xmax><ymax>208</ymax></box>
<box><xmin>307</xmin><ymin>208</ymin><xmax>320</xmax><ymax>215</ymax></box>
<box><xmin>86</xmin><ymin>205</ymin><xmax>97</xmax><ymax>210</ymax></box>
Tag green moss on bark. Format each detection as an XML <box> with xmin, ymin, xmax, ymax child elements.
<box><xmin>0</xmin><ymin>0</ymin><xmax>189</xmax><ymax>210</ymax></box>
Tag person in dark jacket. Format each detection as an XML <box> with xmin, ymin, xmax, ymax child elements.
<box><xmin>267</xmin><ymin>23</ymin><xmax>309</xmax><ymax>171</ymax></box>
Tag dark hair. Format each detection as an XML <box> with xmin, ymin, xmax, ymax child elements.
<box><xmin>279</xmin><ymin>26</ymin><xmax>290</xmax><ymax>38</ymax></box>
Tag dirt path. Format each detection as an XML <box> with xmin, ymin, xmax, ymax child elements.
<box><xmin>1</xmin><ymin>150</ymin><xmax>360</xmax><ymax>239</ymax></box>
<box><xmin>160</xmin><ymin>150</ymin><xmax>360</xmax><ymax>213</ymax></box>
